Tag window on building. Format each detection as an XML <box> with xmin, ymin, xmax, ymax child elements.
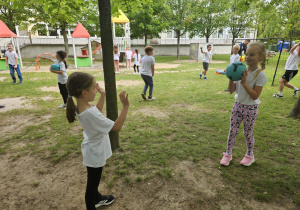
<box><xmin>218</xmin><ymin>29</ymin><xmax>223</xmax><ymax>38</ymax></box>
<box><xmin>167</xmin><ymin>31</ymin><xmax>173</xmax><ymax>38</ymax></box>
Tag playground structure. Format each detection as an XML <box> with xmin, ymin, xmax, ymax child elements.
<box><xmin>112</xmin><ymin>10</ymin><xmax>131</xmax><ymax>52</ymax></box>
<box><xmin>34</xmin><ymin>53</ymin><xmax>56</xmax><ymax>71</ymax></box>
<box><xmin>0</xmin><ymin>20</ymin><xmax>23</xmax><ymax>70</ymax></box>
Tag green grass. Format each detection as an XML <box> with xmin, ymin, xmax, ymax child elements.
<box><xmin>0</xmin><ymin>55</ymin><xmax>299</xmax><ymax>206</ymax></box>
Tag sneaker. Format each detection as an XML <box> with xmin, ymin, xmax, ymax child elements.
<box><xmin>133</xmin><ymin>72</ymin><xmax>136</xmax><ymax>75</ymax></box>
<box><xmin>293</xmin><ymin>89</ymin><xmax>300</xmax><ymax>97</ymax></box>
<box><xmin>141</xmin><ymin>93</ymin><xmax>146</xmax><ymax>100</ymax></box>
<box><xmin>220</xmin><ymin>152</ymin><xmax>232</xmax><ymax>166</ymax></box>
<box><xmin>58</xmin><ymin>104</ymin><xmax>66</xmax><ymax>109</ymax></box>
<box><xmin>95</xmin><ymin>195</ymin><xmax>114</xmax><ymax>207</ymax></box>
<box><xmin>224</xmin><ymin>88</ymin><xmax>229</xmax><ymax>92</ymax></box>
<box><xmin>199</xmin><ymin>73</ymin><xmax>202</xmax><ymax>79</ymax></box>
<box><xmin>273</xmin><ymin>94</ymin><xmax>283</xmax><ymax>98</ymax></box>
<box><xmin>240</xmin><ymin>155</ymin><xmax>255</xmax><ymax>166</ymax></box>
<box><xmin>20</xmin><ymin>81</ymin><xmax>23</xmax><ymax>84</ymax></box>
<box><xmin>13</xmin><ymin>81</ymin><xmax>16</xmax><ymax>84</ymax></box>
<box><xmin>0</xmin><ymin>105</ymin><xmax>5</xmax><ymax>108</ymax></box>
<box><xmin>148</xmin><ymin>96</ymin><xmax>156</xmax><ymax>100</ymax></box>
<box><xmin>203</xmin><ymin>77</ymin><xmax>208</xmax><ymax>80</ymax></box>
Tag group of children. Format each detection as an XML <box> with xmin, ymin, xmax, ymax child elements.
<box><xmin>113</xmin><ymin>46</ymin><xmax>142</xmax><ymax>75</ymax></box>
<box><xmin>2</xmin><ymin>40</ymin><xmax>300</xmax><ymax>209</ymax></box>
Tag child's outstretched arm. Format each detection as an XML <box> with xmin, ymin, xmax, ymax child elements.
<box><xmin>290</xmin><ymin>42</ymin><xmax>300</xmax><ymax>53</ymax></box>
<box><xmin>241</xmin><ymin>71</ymin><xmax>263</xmax><ymax>100</ymax></box>
<box><xmin>200</xmin><ymin>46</ymin><xmax>204</xmax><ymax>54</ymax></box>
<box><xmin>96</xmin><ymin>83</ymin><xmax>105</xmax><ymax>112</ymax></box>
<box><xmin>112</xmin><ymin>91</ymin><xmax>129</xmax><ymax>132</ymax></box>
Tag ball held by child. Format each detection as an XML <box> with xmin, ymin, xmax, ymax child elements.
<box><xmin>225</xmin><ymin>62</ymin><xmax>247</xmax><ymax>81</ymax></box>
<box><xmin>51</xmin><ymin>64</ymin><xmax>60</xmax><ymax>71</ymax></box>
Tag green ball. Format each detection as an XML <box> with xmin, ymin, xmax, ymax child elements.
<box><xmin>225</xmin><ymin>62</ymin><xmax>247</xmax><ymax>81</ymax></box>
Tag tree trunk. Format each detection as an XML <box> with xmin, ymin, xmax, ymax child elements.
<box><xmin>206</xmin><ymin>36</ymin><xmax>209</xmax><ymax>43</ymax></box>
<box><xmin>98</xmin><ymin>0</ymin><xmax>119</xmax><ymax>149</ymax></box>
<box><xmin>289</xmin><ymin>95</ymin><xmax>300</xmax><ymax>118</ymax></box>
<box><xmin>61</xmin><ymin>23</ymin><xmax>69</xmax><ymax>60</ymax></box>
<box><xmin>176</xmin><ymin>30</ymin><xmax>180</xmax><ymax>60</ymax></box>
<box><xmin>144</xmin><ymin>34</ymin><xmax>147</xmax><ymax>47</ymax></box>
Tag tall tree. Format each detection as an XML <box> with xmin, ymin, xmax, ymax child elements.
<box><xmin>128</xmin><ymin>0</ymin><xmax>168</xmax><ymax>46</ymax></box>
<box><xmin>165</xmin><ymin>0</ymin><xmax>197</xmax><ymax>59</ymax></box>
<box><xmin>33</xmin><ymin>0</ymin><xmax>86</xmax><ymax>56</ymax></box>
<box><xmin>226</xmin><ymin>0</ymin><xmax>255</xmax><ymax>45</ymax></box>
<box><xmin>290</xmin><ymin>94</ymin><xmax>300</xmax><ymax>119</ymax></box>
<box><xmin>98</xmin><ymin>0</ymin><xmax>119</xmax><ymax>149</ymax></box>
<box><xmin>189</xmin><ymin>0</ymin><xmax>227</xmax><ymax>43</ymax></box>
<box><xmin>0</xmin><ymin>0</ymin><xmax>32</xmax><ymax>32</ymax></box>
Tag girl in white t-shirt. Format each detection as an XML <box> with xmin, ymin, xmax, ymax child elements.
<box><xmin>273</xmin><ymin>42</ymin><xmax>300</xmax><ymax>98</ymax></box>
<box><xmin>133</xmin><ymin>49</ymin><xmax>141</xmax><ymax>75</ymax></box>
<box><xmin>220</xmin><ymin>42</ymin><xmax>267</xmax><ymax>167</ymax></box>
<box><xmin>224</xmin><ymin>44</ymin><xmax>241</xmax><ymax>91</ymax></box>
<box><xmin>66</xmin><ymin>72</ymin><xmax>129</xmax><ymax>209</ymax></box>
<box><xmin>113</xmin><ymin>45</ymin><xmax>120</xmax><ymax>73</ymax></box>
<box><xmin>125</xmin><ymin>46</ymin><xmax>133</xmax><ymax>69</ymax></box>
<box><xmin>49</xmin><ymin>51</ymin><xmax>68</xmax><ymax>109</ymax></box>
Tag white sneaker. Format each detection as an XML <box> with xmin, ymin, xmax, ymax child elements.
<box><xmin>115</xmin><ymin>71</ymin><xmax>119</xmax><ymax>74</ymax></box>
<box><xmin>134</xmin><ymin>72</ymin><xmax>136</xmax><ymax>75</ymax></box>
<box><xmin>58</xmin><ymin>104</ymin><xmax>66</xmax><ymax>109</ymax></box>
<box><xmin>148</xmin><ymin>97</ymin><xmax>156</xmax><ymax>100</ymax></box>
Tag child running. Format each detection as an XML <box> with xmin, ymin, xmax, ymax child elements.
<box><xmin>113</xmin><ymin>45</ymin><xmax>120</xmax><ymax>74</ymax></box>
<box><xmin>273</xmin><ymin>42</ymin><xmax>300</xmax><ymax>98</ymax></box>
<box><xmin>5</xmin><ymin>43</ymin><xmax>23</xmax><ymax>84</ymax></box>
<box><xmin>133</xmin><ymin>49</ymin><xmax>141</xmax><ymax>75</ymax></box>
<box><xmin>140</xmin><ymin>46</ymin><xmax>155</xmax><ymax>100</ymax></box>
<box><xmin>125</xmin><ymin>46</ymin><xmax>133</xmax><ymax>70</ymax></box>
<box><xmin>220</xmin><ymin>42</ymin><xmax>267</xmax><ymax>167</ymax></box>
<box><xmin>49</xmin><ymin>51</ymin><xmax>68</xmax><ymax>109</ymax></box>
<box><xmin>199</xmin><ymin>44</ymin><xmax>212</xmax><ymax>80</ymax></box>
<box><xmin>66</xmin><ymin>72</ymin><xmax>129</xmax><ymax>209</ymax></box>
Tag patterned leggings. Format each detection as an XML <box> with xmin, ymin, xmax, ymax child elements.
<box><xmin>226</xmin><ymin>102</ymin><xmax>259</xmax><ymax>156</ymax></box>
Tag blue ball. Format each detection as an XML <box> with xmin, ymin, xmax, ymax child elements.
<box><xmin>225</xmin><ymin>62</ymin><xmax>247</xmax><ymax>81</ymax></box>
<box><xmin>51</xmin><ymin>64</ymin><xmax>60</xmax><ymax>71</ymax></box>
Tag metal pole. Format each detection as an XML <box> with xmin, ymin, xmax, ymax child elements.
<box><xmin>72</xmin><ymin>38</ymin><xmax>77</xmax><ymax>68</ymax></box>
<box><xmin>272</xmin><ymin>38</ymin><xmax>284</xmax><ymax>86</ymax></box>
<box><xmin>88</xmin><ymin>38</ymin><xmax>93</xmax><ymax>69</ymax></box>
<box><xmin>16</xmin><ymin>38</ymin><xmax>23</xmax><ymax>69</ymax></box>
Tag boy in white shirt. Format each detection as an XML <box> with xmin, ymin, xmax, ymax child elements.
<box><xmin>199</xmin><ymin>44</ymin><xmax>212</xmax><ymax>80</ymax></box>
<box><xmin>5</xmin><ymin>43</ymin><xmax>23</xmax><ymax>84</ymax></box>
<box><xmin>140</xmin><ymin>46</ymin><xmax>155</xmax><ymax>100</ymax></box>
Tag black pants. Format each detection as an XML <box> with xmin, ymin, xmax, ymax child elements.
<box><xmin>86</xmin><ymin>166</ymin><xmax>103</xmax><ymax>210</ymax></box>
<box><xmin>134</xmin><ymin>64</ymin><xmax>139</xmax><ymax>73</ymax></box>
<box><xmin>58</xmin><ymin>82</ymin><xmax>68</xmax><ymax>104</ymax></box>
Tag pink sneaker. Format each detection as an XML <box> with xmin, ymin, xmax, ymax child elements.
<box><xmin>220</xmin><ymin>152</ymin><xmax>232</xmax><ymax>166</ymax></box>
<box><xmin>240</xmin><ymin>155</ymin><xmax>255</xmax><ymax>166</ymax></box>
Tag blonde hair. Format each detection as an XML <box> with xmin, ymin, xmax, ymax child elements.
<box><xmin>247</xmin><ymin>42</ymin><xmax>266</xmax><ymax>70</ymax></box>
<box><xmin>145</xmin><ymin>45</ymin><xmax>154</xmax><ymax>54</ymax></box>
<box><xmin>233</xmin><ymin>44</ymin><xmax>240</xmax><ymax>51</ymax></box>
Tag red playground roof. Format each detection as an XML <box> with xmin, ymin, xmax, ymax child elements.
<box><xmin>72</xmin><ymin>22</ymin><xmax>90</xmax><ymax>38</ymax></box>
<box><xmin>0</xmin><ymin>20</ymin><xmax>17</xmax><ymax>38</ymax></box>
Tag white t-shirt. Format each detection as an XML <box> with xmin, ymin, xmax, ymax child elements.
<box><xmin>133</xmin><ymin>53</ymin><xmax>141</xmax><ymax>65</ymax></box>
<box><xmin>5</xmin><ymin>50</ymin><xmax>18</xmax><ymax>65</ymax></box>
<box><xmin>230</xmin><ymin>54</ymin><xmax>240</xmax><ymax>65</ymax></box>
<box><xmin>202</xmin><ymin>51</ymin><xmax>212</xmax><ymax>63</ymax></box>
<box><xmin>285</xmin><ymin>49</ymin><xmax>299</xmax><ymax>70</ymax></box>
<box><xmin>76</xmin><ymin>106</ymin><xmax>115</xmax><ymax>168</ymax></box>
<box><xmin>114</xmin><ymin>53</ymin><xmax>119</xmax><ymax>61</ymax></box>
<box><xmin>234</xmin><ymin>68</ymin><xmax>267</xmax><ymax>105</ymax></box>
<box><xmin>54</xmin><ymin>60</ymin><xmax>68</xmax><ymax>84</ymax></box>
<box><xmin>140</xmin><ymin>55</ymin><xmax>155</xmax><ymax>77</ymax></box>
<box><xmin>126</xmin><ymin>50</ymin><xmax>133</xmax><ymax>59</ymax></box>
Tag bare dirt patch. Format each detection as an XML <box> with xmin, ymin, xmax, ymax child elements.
<box><xmin>41</xmin><ymin>96</ymin><xmax>56</xmax><ymax>101</ymax></box>
<box><xmin>173</xmin><ymin>60</ymin><xmax>226</xmax><ymax>64</ymax></box>
<box><xmin>131</xmin><ymin>107</ymin><xmax>169</xmax><ymax>119</ymax></box>
<box><xmin>0</xmin><ymin>155</ymin><xmax>295</xmax><ymax>210</ymax></box>
<box><xmin>155</xmin><ymin>63</ymin><xmax>180</xmax><ymax>69</ymax></box>
<box><xmin>0</xmin><ymin>97</ymin><xmax>34</xmax><ymax>113</ymax></box>
<box><xmin>0</xmin><ymin>114</ymin><xmax>52</xmax><ymax>138</ymax></box>
<box><xmin>0</xmin><ymin>76</ymin><xmax>7</xmax><ymax>81</ymax></box>
<box><xmin>40</xmin><ymin>86</ymin><xmax>59</xmax><ymax>92</ymax></box>
<box><xmin>97</xmin><ymin>80</ymin><xmax>144</xmax><ymax>89</ymax></box>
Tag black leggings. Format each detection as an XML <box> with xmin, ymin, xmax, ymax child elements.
<box><xmin>134</xmin><ymin>64</ymin><xmax>139</xmax><ymax>73</ymax></box>
<box><xmin>58</xmin><ymin>82</ymin><xmax>68</xmax><ymax>104</ymax></box>
<box><xmin>86</xmin><ymin>166</ymin><xmax>103</xmax><ymax>210</ymax></box>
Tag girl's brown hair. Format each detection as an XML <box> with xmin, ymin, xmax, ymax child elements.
<box><xmin>56</xmin><ymin>50</ymin><xmax>68</xmax><ymax>69</ymax></box>
<box><xmin>113</xmin><ymin>45</ymin><xmax>118</xmax><ymax>54</ymax></box>
<box><xmin>144</xmin><ymin>45</ymin><xmax>154</xmax><ymax>54</ymax></box>
<box><xmin>66</xmin><ymin>72</ymin><xmax>94</xmax><ymax>123</ymax></box>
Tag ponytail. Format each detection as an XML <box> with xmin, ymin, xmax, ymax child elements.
<box><xmin>66</xmin><ymin>72</ymin><xmax>95</xmax><ymax>123</ymax></box>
